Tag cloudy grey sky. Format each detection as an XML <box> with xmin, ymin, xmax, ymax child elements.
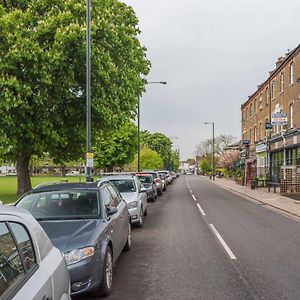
<box><xmin>123</xmin><ymin>0</ymin><xmax>300</xmax><ymax>160</ymax></box>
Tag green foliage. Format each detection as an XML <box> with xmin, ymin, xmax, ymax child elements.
<box><xmin>141</xmin><ymin>131</ymin><xmax>172</xmax><ymax>169</ymax></box>
<box><xmin>171</xmin><ymin>149</ymin><xmax>180</xmax><ymax>171</ymax></box>
<box><xmin>0</xmin><ymin>0</ymin><xmax>150</xmax><ymax>191</ymax></box>
<box><xmin>132</xmin><ymin>147</ymin><xmax>163</xmax><ymax>171</ymax></box>
<box><xmin>93</xmin><ymin>121</ymin><xmax>138</xmax><ymax>170</ymax></box>
<box><xmin>200</xmin><ymin>159</ymin><xmax>211</xmax><ymax>175</ymax></box>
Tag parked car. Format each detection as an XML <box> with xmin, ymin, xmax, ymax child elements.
<box><xmin>157</xmin><ymin>171</ymin><xmax>168</xmax><ymax>191</ymax></box>
<box><xmin>140</xmin><ymin>171</ymin><xmax>163</xmax><ymax>195</ymax></box>
<box><xmin>15</xmin><ymin>181</ymin><xmax>131</xmax><ymax>297</ymax></box>
<box><xmin>101</xmin><ymin>174</ymin><xmax>148</xmax><ymax>227</ymax></box>
<box><xmin>0</xmin><ymin>205</ymin><xmax>71</xmax><ymax>300</ymax></box>
<box><xmin>159</xmin><ymin>170</ymin><xmax>173</xmax><ymax>184</ymax></box>
<box><xmin>136</xmin><ymin>173</ymin><xmax>157</xmax><ymax>201</ymax></box>
<box><xmin>66</xmin><ymin>170</ymin><xmax>80</xmax><ymax>176</ymax></box>
<box><xmin>170</xmin><ymin>171</ymin><xmax>177</xmax><ymax>180</ymax></box>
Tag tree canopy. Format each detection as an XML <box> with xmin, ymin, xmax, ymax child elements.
<box><xmin>93</xmin><ymin>121</ymin><xmax>138</xmax><ymax>171</ymax></box>
<box><xmin>0</xmin><ymin>0</ymin><xmax>150</xmax><ymax>194</ymax></box>
<box><xmin>141</xmin><ymin>131</ymin><xmax>172</xmax><ymax>169</ymax></box>
<box><xmin>131</xmin><ymin>147</ymin><xmax>163</xmax><ymax>171</ymax></box>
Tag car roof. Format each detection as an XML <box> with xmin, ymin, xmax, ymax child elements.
<box><xmin>32</xmin><ymin>182</ymin><xmax>102</xmax><ymax>192</ymax></box>
<box><xmin>101</xmin><ymin>175</ymin><xmax>136</xmax><ymax>181</ymax></box>
<box><xmin>136</xmin><ymin>173</ymin><xmax>152</xmax><ymax>176</ymax></box>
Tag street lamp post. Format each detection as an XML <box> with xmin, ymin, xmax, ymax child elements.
<box><xmin>204</xmin><ymin>122</ymin><xmax>215</xmax><ymax>181</ymax></box>
<box><xmin>137</xmin><ymin>81</ymin><xmax>167</xmax><ymax>172</ymax></box>
<box><xmin>86</xmin><ymin>0</ymin><xmax>92</xmax><ymax>182</ymax></box>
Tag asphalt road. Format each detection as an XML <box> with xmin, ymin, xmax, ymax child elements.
<box><xmin>74</xmin><ymin>175</ymin><xmax>300</xmax><ymax>300</ymax></box>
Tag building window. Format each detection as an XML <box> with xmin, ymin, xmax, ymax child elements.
<box><xmin>246</xmin><ymin>107</ymin><xmax>248</xmax><ymax>120</ymax></box>
<box><xmin>265</xmin><ymin>87</ymin><xmax>269</xmax><ymax>106</ymax></box>
<box><xmin>250</xmin><ymin>128</ymin><xmax>252</xmax><ymax>143</ymax></box>
<box><xmin>271</xmin><ymin>80</ymin><xmax>275</xmax><ymax>100</ymax></box>
<box><xmin>254</xmin><ymin>126</ymin><xmax>257</xmax><ymax>142</ymax></box>
<box><xmin>250</xmin><ymin>103</ymin><xmax>253</xmax><ymax>116</ymax></box>
<box><xmin>290</xmin><ymin>104</ymin><xmax>294</xmax><ymax>128</ymax></box>
<box><xmin>259</xmin><ymin>95</ymin><xmax>263</xmax><ymax>110</ymax></box>
<box><xmin>290</xmin><ymin>62</ymin><xmax>294</xmax><ymax>85</ymax></box>
<box><xmin>259</xmin><ymin>122</ymin><xmax>262</xmax><ymax>140</ymax></box>
<box><xmin>254</xmin><ymin>99</ymin><xmax>257</xmax><ymax>114</ymax></box>
<box><xmin>280</xmin><ymin>72</ymin><xmax>284</xmax><ymax>93</ymax></box>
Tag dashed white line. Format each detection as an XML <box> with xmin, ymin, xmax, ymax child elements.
<box><xmin>192</xmin><ymin>194</ymin><xmax>197</xmax><ymax>201</ymax></box>
<box><xmin>209</xmin><ymin>224</ymin><xmax>237</xmax><ymax>260</ymax></box>
<box><xmin>196</xmin><ymin>203</ymin><xmax>206</xmax><ymax>216</ymax></box>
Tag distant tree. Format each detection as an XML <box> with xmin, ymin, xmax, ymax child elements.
<box><xmin>0</xmin><ymin>0</ymin><xmax>150</xmax><ymax>194</ymax></box>
<box><xmin>131</xmin><ymin>147</ymin><xmax>163</xmax><ymax>171</ymax></box>
<box><xmin>218</xmin><ymin>150</ymin><xmax>240</xmax><ymax>169</ymax></box>
<box><xmin>141</xmin><ymin>131</ymin><xmax>172</xmax><ymax>169</ymax></box>
<box><xmin>171</xmin><ymin>149</ymin><xmax>180</xmax><ymax>171</ymax></box>
<box><xmin>200</xmin><ymin>159</ymin><xmax>211</xmax><ymax>175</ymax></box>
<box><xmin>186</xmin><ymin>158</ymin><xmax>196</xmax><ymax>165</ymax></box>
<box><xmin>93</xmin><ymin>122</ymin><xmax>138</xmax><ymax>171</ymax></box>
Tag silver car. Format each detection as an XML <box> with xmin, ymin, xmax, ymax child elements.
<box><xmin>0</xmin><ymin>205</ymin><xmax>71</xmax><ymax>300</ymax></box>
<box><xmin>102</xmin><ymin>175</ymin><xmax>148</xmax><ymax>227</ymax></box>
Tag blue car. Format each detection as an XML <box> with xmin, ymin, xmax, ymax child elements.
<box><xmin>15</xmin><ymin>180</ymin><xmax>131</xmax><ymax>297</ymax></box>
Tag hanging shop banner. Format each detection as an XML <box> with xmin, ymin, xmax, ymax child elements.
<box><xmin>271</xmin><ymin>113</ymin><xmax>288</xmax><ymax>125</ymax></box>
<box><xmin>265</xmin><ymin>121</ymin><xmax>272</xmax><ymax>131</ymax></box>
<box><xmin>256</xmin><ymin>143</ymin><xmax>267</xmax><ymax>153</ymax></box>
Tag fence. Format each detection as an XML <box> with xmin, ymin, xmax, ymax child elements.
<box><xmin>280</xmin><ymin>165</ymin><xmax>300</xmax><ymax>195</ymax></box>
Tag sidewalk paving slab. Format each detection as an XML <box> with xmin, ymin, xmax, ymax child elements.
<box><xmin>210</xmin><ymin>178</ymin><xmax>300</xmax><ymax>220</ymax></box>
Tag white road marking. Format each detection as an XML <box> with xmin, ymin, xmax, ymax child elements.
<box><xmin>209</xmin><ymin>224</ymin><xmax>237</xmax><ymax>260</ymax></box>
<box><xmin>197</xmin><ymin>203</ymin><xmax>206</xmax><ymax>216</ymax></box>
<box><xmin>192</xmin><ymin>194</ymin><xmax>197</xmax><ymax>201</ymax></box>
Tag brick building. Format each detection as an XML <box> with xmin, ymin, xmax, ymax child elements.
<box><xmin>241</xmin><ymin>44</ymin><xmax>300</xmax><ymax>185</ymax></box>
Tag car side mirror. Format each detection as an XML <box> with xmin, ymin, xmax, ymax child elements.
<box><xmin>106</xmin><ymin>206</ymin><xmax>118</xmax><ymax>216</ymax></box>
<box><xmin>140</xmin><ymin>187</ymin><xmax>147</xmax><ymax>193</ymax></box>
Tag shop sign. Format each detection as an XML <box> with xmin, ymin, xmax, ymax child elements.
<box><xmin>271</xmin><ymin>113</ymin><xmax>288</xmax><ymax>125</ymax></box>
<box><xmin>242</xmin><ymin>139</ymin><xmax>250</xmax><ymax>145</ymax></box>
<box><xmin>256</xmin><ymin>143</ymin><xmax>267</xmax><ymax>153</ymax></box>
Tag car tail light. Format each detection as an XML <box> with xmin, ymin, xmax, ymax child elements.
<box><xmin>155</xmin><ymin>178</ymin><xmax>161</xmax><ymax>183</ymax></box>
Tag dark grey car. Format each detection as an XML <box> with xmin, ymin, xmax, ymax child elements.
<box><xmin>15</xmin><ymin>181</ymin><xmax>131</xmax><ymax>297</ymax></box>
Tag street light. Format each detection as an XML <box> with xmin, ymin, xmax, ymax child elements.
<box><xmin>204</xmin><ymin>122</ymin><xmax>215</xmax><ymax>181</ymax></box>
<box><xmin>137</xmin><ymin>81</ymin><xmax>167</xmax><ymax>172</ymax></box>
<box><xmin>86</xmin><ymin>0</ymin><xmax>92</xmax><ymax>182</ymax></box>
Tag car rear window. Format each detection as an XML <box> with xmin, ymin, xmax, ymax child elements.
<box><xmin>16</xmin><ymin>190</ymin><xmax>99</xmax><ymax>220</ymax></box>
<box><xmin>110</xmin><ymin>179</ymin><xmax>136</xmax><ymax>193</ymax></box>
<box><xmin>137</xmin><ymin>175</ymin><xmax>152</xmax><ymax>183</ymax></box>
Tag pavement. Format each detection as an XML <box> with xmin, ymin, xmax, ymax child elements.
<box><xmin>210</xmin><ymin>177</ymin><xmax>300</xmax><ymax>220</ymax></box>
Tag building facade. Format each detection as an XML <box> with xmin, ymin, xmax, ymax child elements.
<box><xmin>241</xmin><ymin>45</ymin><xmax>300</xmax><ymax>185</ymax></box>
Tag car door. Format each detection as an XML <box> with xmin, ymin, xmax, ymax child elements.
<box><xmin>136</xmin><ymin>179</ymin><xmax>147</xmax><ymax>213</ymax></box>
<box><xmin>107</xmin><ymin>185</ymin><xmax>128</xmax><ymax>258</ymax></box>
<box><xmin>0</xmin><ymin>220</ymin><xmax>53</xmax><ymax>300</ymax></box>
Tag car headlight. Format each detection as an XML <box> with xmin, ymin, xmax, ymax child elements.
<box><xmin>127</xmin><ymin>201</ymin><xmax>138</xmax><ymax>209</ymax></box>
<box><xmin>64</xmin><ymin>247</ymin><xmax>94</xmax><ymax>266</ymax></box>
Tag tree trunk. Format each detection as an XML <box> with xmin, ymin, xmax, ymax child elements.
<box><xmin>16</xmin><ymin>154</ymin><xmax>32</xmax><ymax>196</ymax></box>
<box><xmin>61</xmin><ymin>166</ymin><xmax>66</xmax><ymax>177</ymax></box>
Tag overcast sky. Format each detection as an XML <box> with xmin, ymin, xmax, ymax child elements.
<box><xmin>123</xmin><ymin>0</ymin><xmax>300</xmax><ymax>160</ymax></box>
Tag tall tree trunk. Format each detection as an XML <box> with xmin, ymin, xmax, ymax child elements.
<box><xmin>61</xmin><ymin>166</ymin><xmax>66</xmax><ymax>177</ymax></box>
<box><xmin>16</xmin><ymin>154</ymin><xmax>32</xmax><ymax>196</ymax></box>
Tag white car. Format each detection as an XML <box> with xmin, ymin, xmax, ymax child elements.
<box><xmin>101</xmin><ymin>175</ymin><xmax>148</xmax><ymax>227</ymax></box>
<box><xmin>0</xmin><ymin>205</ymin><xmax>71</xmax><ymax>300</ymax></box>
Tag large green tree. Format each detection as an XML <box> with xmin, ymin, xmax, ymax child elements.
<box><xmin>93</xmin><ymin>121</ymin><xmax>138</xmax><ymax>171</ymax></box>
<box><xmin>0</xmin><ymin>0</ymin><xmax>150</xmax><ymax>194</ymax></box>
<box><xmin>141</xmin><ymin>131</ymin><xmax>172</xmax><ymax>169</ymax></box>
<box><xmin>131</xmin><ymin>147</ymin><xmax>163</xmax><ymax>171</ymax></box>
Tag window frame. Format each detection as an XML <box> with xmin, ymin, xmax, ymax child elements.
<box><xmin>0</xmin><ymin>221</ymin><xmax>39</xmax><ymax>300</ymax></box>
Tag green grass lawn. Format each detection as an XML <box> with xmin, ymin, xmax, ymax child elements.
<box><xmin>0</xmin><ymin>176</ymin><xmax>88</xmax><ymax>204</ymax></box>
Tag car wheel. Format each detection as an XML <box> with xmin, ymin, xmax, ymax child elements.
<box><xmin>123</xmin><ymin>223</ymin><xmax>132</xmax><ymax>251</ymax></box>
<box><xmin>144</xmin><ymin>209</ymin><xmax>147</xmax><ymax>216</ymax></box>
<box><xmin>137</xmin><ymin>207</ymin><xmax>144</xmax><ymax>227</ymax></box>
<box><xmin>158</xmin><ymin>190</ymin><xmax>162</xmax><ymax>196</ymax></box>
<box><xmin>98</xmin><ymin>247</ymin><xmax>113</xmax><ymax>297</ymax></box>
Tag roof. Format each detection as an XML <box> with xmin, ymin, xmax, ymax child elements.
<box><xmin>33</xmin><ymin>182</ymin><xmax>99</xmax><ymax>191</ymax></box>
<box><xmin>100</xmin><ymin>174</ymin><xmax>136</xmax><ymax>181</ymax></box>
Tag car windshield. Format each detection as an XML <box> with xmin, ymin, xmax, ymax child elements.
<box><xmin>110</xmin><ymin>179</ymin><xmax>136</xmax><ymax>193</ymax></box>
<box><xmin>138</xmin><ymin>176</ymin><xmax>152</xmax><ymax>183</ymax></box>
<box><xmin>16</xmin><ymin>189</ymin><xmax>99</xmax><ymax>220</ymax></box>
